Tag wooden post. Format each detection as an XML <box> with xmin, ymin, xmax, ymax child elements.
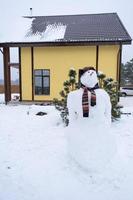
<box><xmin>19</xmin><ymin>47</ymin><xmax>22</xmax><ymax>101</ymax></box>
<box><xmin>3</xmin><ymin>47</ymin><xmax>11</xmax><ymax>104</ymax></box>
<box><xmin>31</xmin><ymin>47</ymin><xmax>34</xmax><ymax>101</ymax></box>
<box><xmin>118</xmin><ymin>44</ymin><xmax>122</xmax><ymax>86</ymax></box>
<box><xmin>116</xmin><ymin>44</ymin><xmax>122</xmax><ymax>102</ymax></box>
<box><xmin>96</xmin><ymin>46</ymin><xmax>99</xmax><ymax>72</ymax></box>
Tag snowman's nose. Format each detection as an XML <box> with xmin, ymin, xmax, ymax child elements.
<box><xmin>89</xmin><ymin>71</ymin><xmax>94</xmax><ymax>76</ymax></box>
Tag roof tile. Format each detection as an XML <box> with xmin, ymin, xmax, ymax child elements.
<box><xmin>27</xmin><ymin>13</ymin><xmax>132</xmax><ymax>43</ymax></box>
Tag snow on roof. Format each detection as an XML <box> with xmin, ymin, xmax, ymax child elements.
<box><xmin>0</xmin><ymin>13</ymin><xmax>131</xmax><ymax>44</ymax></box>
<box><xmin>25</xmin><ymin>23</ymin><xmax>67</xmax><ymax>42</ymax></box>
<box><xmin>0</xmin><ymin>17</ymin><xmax>67</xmax><ymax>43</ymax></box>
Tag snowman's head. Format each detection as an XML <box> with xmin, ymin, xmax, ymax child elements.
<box><xmin>80</xmin><ymin>67</ymin><xmax>98</xmax><ymax>88</ymax></box>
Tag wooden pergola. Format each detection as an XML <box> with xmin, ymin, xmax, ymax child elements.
<box><xmin>0</xmin><ymin>47</ymin><xmax>20</xmax><ymax>104</ymax></box>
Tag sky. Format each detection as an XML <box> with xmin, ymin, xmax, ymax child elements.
<box><xmin>0</xmin><ymin>0</ymin><xmax>133</xmax><ymax>80</ymax></box>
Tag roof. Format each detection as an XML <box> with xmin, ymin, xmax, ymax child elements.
<box><xmin>0</xmin><ymin>13</ymin><xmax>132</xmax><ymax>47</ymax></box>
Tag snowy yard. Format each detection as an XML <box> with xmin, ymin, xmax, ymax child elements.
<box><xmin>0</xmin><ymin>95</ymin><xmax>133</xmax><ymax>200</ymax></box>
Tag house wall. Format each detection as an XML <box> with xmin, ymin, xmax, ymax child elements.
<box><xmin>98</xmin><ymin>45</ymin><xmax>119</xmax><ymax>80</ymax></box>
<box><xmin>34</xmin><ymin>46</ymin><xmax>96</xmax><ymax>101</ymax></box>
<box><xmin>21</xmin><ymin>47</ymin><xmax>32</xmax><ymax>100</ymax></box>
<box><xmin>20</xmin><ymin>45</ymin><xmax>120</xmax><ymax>101</ymax></box>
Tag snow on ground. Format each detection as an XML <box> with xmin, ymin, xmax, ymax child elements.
<box><xmin>0</xmin><ymin>94</ymin><xmax>5</xmax><ymax>104</ymax></box>
<box><xmin>0</xmin><ymin>95</ymin><xmax>133</xmax><ymax>200</ymax></box>
<box><xmin>0</xmin><ymin>94</ymin><xmax>20</xmax><ymax>104</ymax></box>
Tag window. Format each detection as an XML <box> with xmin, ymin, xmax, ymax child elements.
<box><xmin>34</xmin><ymin>69</ymin><xmax>50</xmax><ymax>95</ymax></box>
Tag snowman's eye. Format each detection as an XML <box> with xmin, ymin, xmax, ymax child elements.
<box><xmin>88</xmin><ymin>71</ymin><xmax>94</xmax><ymax>76</ymax></box>
<box><xmin>90</xmin><ymin>71</ymin><xmax>94</xmax><ymax>76</ymax></box>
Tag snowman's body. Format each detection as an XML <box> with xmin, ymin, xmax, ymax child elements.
<box><xmin>66</xmin><ymin>69</ymin><xmax>116</xmax><ymax>172</ymax></box>
<box><xmin>67</xmin><ymin>88</ymin><xmax>111</xmax><ymax>127</ymax></box>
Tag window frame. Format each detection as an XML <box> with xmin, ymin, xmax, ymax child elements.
<box><xmin>34</xmin><ymin>69</ymin><xmax>50</xmax><ymax>95</ymax></box>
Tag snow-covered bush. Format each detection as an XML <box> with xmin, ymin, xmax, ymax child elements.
<box><xmin>97</xmin><ymin>72</ymin><xmax>122</xmax><ymax>121</ymax></box>
<box><xmin>53</xmin><ymin>69</ymin><xmax>78</xmax><ymax>126</ymax></box>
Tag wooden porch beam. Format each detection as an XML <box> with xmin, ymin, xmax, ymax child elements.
<box><xmin>3</xmin><ymin>47</ymin><xmax>11</xmax><ymax>103</ymax></box>
<box><xmin>118</xmin><ymin>44</ymin><xmax>122</xmax><ymax>86</ymax></box>
<box><xmin>19</xmin><ymin>47</ymin><xmax>22</xmax><ymax>101</ymax></box>
<box><xmin>8</xmin><ymin>62</ymin><xmax>20</xmax><ymax>69</ymax></box>
<box><xmin>96</xmin><ymin>45</ymin><xmax>99</xmax><ymax>72</ymax></box>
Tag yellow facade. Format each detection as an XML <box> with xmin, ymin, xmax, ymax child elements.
<box><xmin>21</xmin><ymin>47</ymin><xmax>32</xmax><ymax>100</ymax></box>
<box><xmin>21</xmin><ymin>45</ymin><xmax>120</xmax><ymax>101</ymax></box>
<box><xmin>98</xmin><ymin>45</ymin><xmax>119</xmax><ymax>80</ymax></box>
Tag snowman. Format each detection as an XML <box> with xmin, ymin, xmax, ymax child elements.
<box><xmin>67</xmin><ymin>67</ymin><xmax>116</xmax><ymax>173</ymax></box>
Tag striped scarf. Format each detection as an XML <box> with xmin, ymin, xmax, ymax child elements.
<box><xmin>82</xmin><ymin>84</ymin><xmax>99</xmax><ymax>117</ymax></box>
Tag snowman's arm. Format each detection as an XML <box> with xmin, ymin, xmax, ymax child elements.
<box><xmin>104</xmin><ymin>93</ymin><xmax>112</xmax><ymax>125</ymax></box>
<box><xmin>67</xmin><ymin>93</ymin><xmax>77</xmax><ymax>124</ymax></box>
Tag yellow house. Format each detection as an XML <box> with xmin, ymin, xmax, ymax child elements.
<box><xmin>0</xmin><ymin>13</ymin><xmax>132</xmax><ymax>103</ymax></box>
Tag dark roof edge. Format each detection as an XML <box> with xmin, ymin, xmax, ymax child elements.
<box><xmin>115</xmin><ymin>13</ymin><xmax>132</xmax><ymax>41</ymax></box>
<box><xmin>23</xmin><ymin>12</ymin><xmax>118</xmax><ymax>19</ymax></box>
<box><xmin>0</xmin><ymin>40</ymin><xmax>131</xmax><ymax>47</ymax></box>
